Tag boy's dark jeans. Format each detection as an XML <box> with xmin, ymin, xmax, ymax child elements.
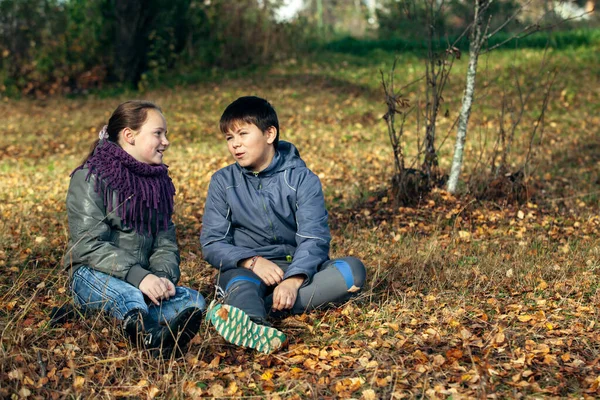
<box><xmin>218</xmin><ymin>257</ymin><xmax>366</xmax><ymax>324</ymax></box>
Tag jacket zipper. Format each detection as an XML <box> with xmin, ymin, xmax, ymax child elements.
<box><xmin>254</xmin><ymin>172</ymin><xmax>277</xmax><ymax>242</ymax></box>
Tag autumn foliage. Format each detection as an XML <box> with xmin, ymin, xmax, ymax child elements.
<box><xmin>1</xmin><ymin>47</ymin><xmax>599</xmax><ymax>398</ymax></box>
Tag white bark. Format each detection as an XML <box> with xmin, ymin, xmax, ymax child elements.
<box><xmin>447</xmin><ymin>2</ymin><xmax>486</xmax><ymax>194</ymax></box>
<box><xmin>446</xmin><ymin>46</ymin><xmax>480</xmax><ymax>193</ymax></box>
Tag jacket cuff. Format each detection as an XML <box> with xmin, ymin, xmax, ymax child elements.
<box><xmin>283</xmin><ymin>268</ymin><xmax>311</xmax><ymax>284</ymax></box>
<box><xmin>221</xmin><ymin>251</ymin><xmax>256</xmax><ymax>271</ymax></box>
<box><xmin>126</xmin><ymin>265</ymin><xmax>151</xmax><ymax>288</ymax></box>
<box><xmin>283</xmin><ymin>272</ymin><xmax>308</xmax><ymax>287</ymax></box>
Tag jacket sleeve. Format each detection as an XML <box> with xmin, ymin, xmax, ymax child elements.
<box><xmin>200</xmin><ymin>174</ymin><xmax>256</xmax><ymax>272</ymax></box>
<box><xmin>285</xmin><ymin>170</ymin><xmax>331</xmax><ymax>282</ymax></box>
<box><xmin>148</xmin><ymin>219</ymin><xmax>181</xmax><ymax>284</ymax></box>
<box><xmin>65</xmin><ymin>170</ymin><xmax>150</xmax><ymax>288</ymax></box>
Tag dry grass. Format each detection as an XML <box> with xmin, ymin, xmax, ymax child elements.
<box><xmin>1</xmin><ymin>47</ymin><xmax>599</xmax><ymax>398</ymax></box>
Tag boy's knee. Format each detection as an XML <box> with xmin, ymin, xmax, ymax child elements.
<box><xmin>331</xmin><ymin>257</ymin><xmax>367</xmax><ymax>293</ymax></box>
<box><xmin>223</xmin><ymin>274</ymin><xmax>263</xmax><ymax>295</ymax></box>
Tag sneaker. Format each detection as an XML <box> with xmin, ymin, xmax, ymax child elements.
<box><xmin>206</xmin><ymin>300</ymin><xmax>286</xmax><ymax>354</ymax></box>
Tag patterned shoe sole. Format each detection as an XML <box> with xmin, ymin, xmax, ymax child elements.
<box><xmin>207</xmin><ymin>302</ymin><xmax>286</xmax><ymax>354</ymax></box>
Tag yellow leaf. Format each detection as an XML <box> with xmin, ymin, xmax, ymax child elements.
<box><xmin>386</xmin><ymin>322</ymin><xmax>399</xmax><ymax>331</ymax></box>
<box><xmin>495</xmin><ymin>332</ymin><xmax>505</xmax><ymax>344</ymax></box>
<box><xmin>9</xmin><ymin>369</ymin><xmax>24</xmax><ymax>381</ymax></box>
<box><xmin>517</xmin><ymin>315</ymin><xmax>533</xmax><ymax>322</ymax></box>
<box><xmin>209</xmin><ymin>384</ymin><xmax>224</xmax><ymax>398</ymax></box>
<box><xmin>449</xmin><ymin>319</ymin><xmax>460</xmax><ymax>327</ymax></box>
<box><xmin>303</xmin><ymin>358</ymin><xmax>318</xmax><ymax>369</ymax></box>
<box><xmin>147</xmin><ymin>386</ymin><xmax>160</xmax><ymax>399</ymax></box>
<box><xmin>362</xmin><ymin>389</ymin><xmax>377</xmax><ymax>400</ymax></box>
<box><xmin>227</xmin><ymin>381</ymin><xmax>238</xmax><ymax>395</ymax></box>
<box><xmin>537</xmin><ymin>280</ymin><xmax>548</xmax><ymax>290</ymax></box>
<box><xmin>432</xmin><ymin>354</ymin><xmax>445</xmax><ymax>367</ymax></box>
<box><xmin>19</xmin><ymin>387</ymin><xmax>31</xmax><ymax>398</ymax></box>
<box><xmin>460</xmin><ymin>328</ymin><xmax>472</xmax><ymax>340</ymax></box>
<box><xmin>288</xmin><ymin>355</ymin><xmax>304</xmax><ymax>364</ymax></box>
<box><xmin>73</xmin><ymin>376</ymin><xmax>85</xmax><ymax>390</ymax></box>
<box><xmin>517</xmin><ymin>210</ymin><xmax>525</xmax><ymax>219</ymax></box>
<box><xmin>261</xmin><ymin>371</ymin><xmax>273</xmax><ymax>381</ymax></box>
<box><xmin>208</xmin><ymin>355</ymin><xmax>220</xmax><ymax>369</ymax></box>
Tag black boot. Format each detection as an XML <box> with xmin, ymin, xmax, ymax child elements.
<box><xmin>123</xmin><ymin>311</ymin><xmax>175</xmax><ymax>358</ymax></box>
<box><xmin>49</xmin><ymin>304</ymin><xmax>78</xmax><ymax>327</ymax></box>
<box><xmin>169</xmin><ymin>307</ymin><xmax>204</xmax><ymax>357</ymax></box>
<box><xmin>123</xmin><ymin>308</ymin><xmax>203</xmax><ymax>358</ymax></box>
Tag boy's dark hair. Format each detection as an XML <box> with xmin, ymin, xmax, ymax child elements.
<box><xmin>219</xmin><ymin>96</ymin><xmax>279</xmax><ymax>147</ymax></box>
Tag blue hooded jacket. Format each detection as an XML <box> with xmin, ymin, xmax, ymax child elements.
<box><xmin>200</xmin><ymin>141</ymin><xmax>331</xmax><ymax>282</ymax></box>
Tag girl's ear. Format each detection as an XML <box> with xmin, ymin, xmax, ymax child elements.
<box><xmin>265</xmin><ymin>126</ymin><xmax>277</xmax><ymax>145</ymax></box>
<box><xmin>121</xmin><ymin>127</ymin><xmax>136</xmax><ymax>145</ymax></box>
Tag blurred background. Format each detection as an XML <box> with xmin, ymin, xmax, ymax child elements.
<box><xmin>0</xmin><ymin>0</ymin><xmax>597</xmax><ymax>97</ymax></box>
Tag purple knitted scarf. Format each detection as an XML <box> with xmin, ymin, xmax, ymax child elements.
<box><xmin>72</xmin><ymin>140</ymin><xmax>175</xmax><ymax>234</ymax></box>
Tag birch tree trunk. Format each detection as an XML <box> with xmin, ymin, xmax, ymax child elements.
<box><xmin>446</xmin><ymin>0</ymin><xmax>487</xmax><ymax>194</ymax></box>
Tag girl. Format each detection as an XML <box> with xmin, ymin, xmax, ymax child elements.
<box><xmin>64</xmin><ymin>100</ymin><xmax>205</xmax><ymax>358</ymax></box>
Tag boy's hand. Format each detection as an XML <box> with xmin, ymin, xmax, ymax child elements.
<box><xmin>241</xmin><ymin>257</ymin><xmax>284</xmax><ymax>286</ymax></box>
<box><xmin>272</xmin><ymin>276</ymin><xmax>304</xmax><ymax>311</ymax></box>
<box><xmin>139</xmin><ymin>274</ymin><xmax>174</xmax><ymax>305</ymax></box>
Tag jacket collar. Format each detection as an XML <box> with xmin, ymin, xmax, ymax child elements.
<box><xmin>238</xmin><ymin>140</ymin><xmax>306</xmax><ymax>177</ymax></box>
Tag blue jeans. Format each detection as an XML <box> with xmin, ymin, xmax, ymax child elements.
<box><xmin>71</xmin><ymin>266</ymin><xmax>206</xmax><ymax>323</ymax></box>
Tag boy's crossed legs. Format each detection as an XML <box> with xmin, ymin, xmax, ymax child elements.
<box><xmin>209</xmin><ymin>257</ymin><xmax>366</xmax><ymax>353</ymax></box>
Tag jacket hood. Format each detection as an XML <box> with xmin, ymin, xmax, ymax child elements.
<box><xmin>238</xmin><ymin>140</ymin><xmax>306</xmax><ymax>176</ymax></box>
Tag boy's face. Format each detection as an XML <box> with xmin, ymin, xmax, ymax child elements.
<box><xmin>225</xmin><ymin>122</ymin><xmax>276</xmax><ymax>172</ymax></box>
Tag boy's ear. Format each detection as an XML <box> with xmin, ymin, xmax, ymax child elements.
<box><xmin>265</xmin><ymin>126</ymin><xmax>277</xmax><ymax>145</ymax></box>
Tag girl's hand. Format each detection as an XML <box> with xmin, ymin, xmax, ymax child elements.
<box><xmin>272</xmin><ymin>276</ymin><xmax>304</xmax><ymax>311</ymax></box>
<box><xmin>160</xmin><ymin>277</ymin><xmax>176</xmax><ymax>298</ymax></box>
<box><xmin>241</xmin><ymin>257</ymin><xmax>284</xmax><ymax>286</ymax></box>
<box><xmin>139</xmin><ymin>274</ymin><xmax>173</xmax><ymax>305</ymax></box>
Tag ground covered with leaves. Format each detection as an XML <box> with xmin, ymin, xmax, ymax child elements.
<box><xmin>1</xmin><ymin>47</ymin><xmax>599</xmax><ymax>399</ymax></box>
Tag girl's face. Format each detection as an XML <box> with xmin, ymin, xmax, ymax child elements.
<box><xmin>126</xmin><ymin>109</ymin><xmax>169</xmax><ymax>165</ymax></box>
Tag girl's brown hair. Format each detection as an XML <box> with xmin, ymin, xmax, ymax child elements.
<box><xmin>82</xmin><ymin>100</ymin><xmax>162</xmax><ymax>164</ymax></box>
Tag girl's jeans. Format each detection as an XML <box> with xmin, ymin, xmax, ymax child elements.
<box><xmin>71</xmin><ymin>266</ymin><xmax>206</xmax><ymax>323</ymax></box>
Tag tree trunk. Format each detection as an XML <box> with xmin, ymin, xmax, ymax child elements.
<box><xmin>316</xmin><ymin>0</ymin><xmax>323</xmax><ymax>32</ymax></box>
<box><xmin>113</xmin><ymin>0</ymin><xmax>155</xmax><ymax>87</ymax></box>
<box><xmin>447</xmin><ymin>1</ymin><xmax>486</xmax><ymax>194</ymax></box>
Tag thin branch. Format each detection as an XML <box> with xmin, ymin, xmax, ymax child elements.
<box><xmin>483</xmin><ymin>9</ymin><xmax>595</xmax><ymax>53</ymax></box>
<box><xmin>486</xmin><ymin>0</ymin><xmax>532</xmax><ymax>39</ymax></box>
<box><xmin>523</xmin><ymin>68</ymin><xmax>557</xmax><ymax>170</ymax></box>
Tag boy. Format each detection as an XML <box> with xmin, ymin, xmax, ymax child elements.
<box><xmin>201</xmin><ymin>96</ymin><xmax>366</xmax><ymax>354</ymax></box>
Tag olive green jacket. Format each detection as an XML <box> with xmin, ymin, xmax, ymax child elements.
<box><xmin>64</xmin><ymin>167</ymin><xmax>180</xmax><ymax>288</ymax></box>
